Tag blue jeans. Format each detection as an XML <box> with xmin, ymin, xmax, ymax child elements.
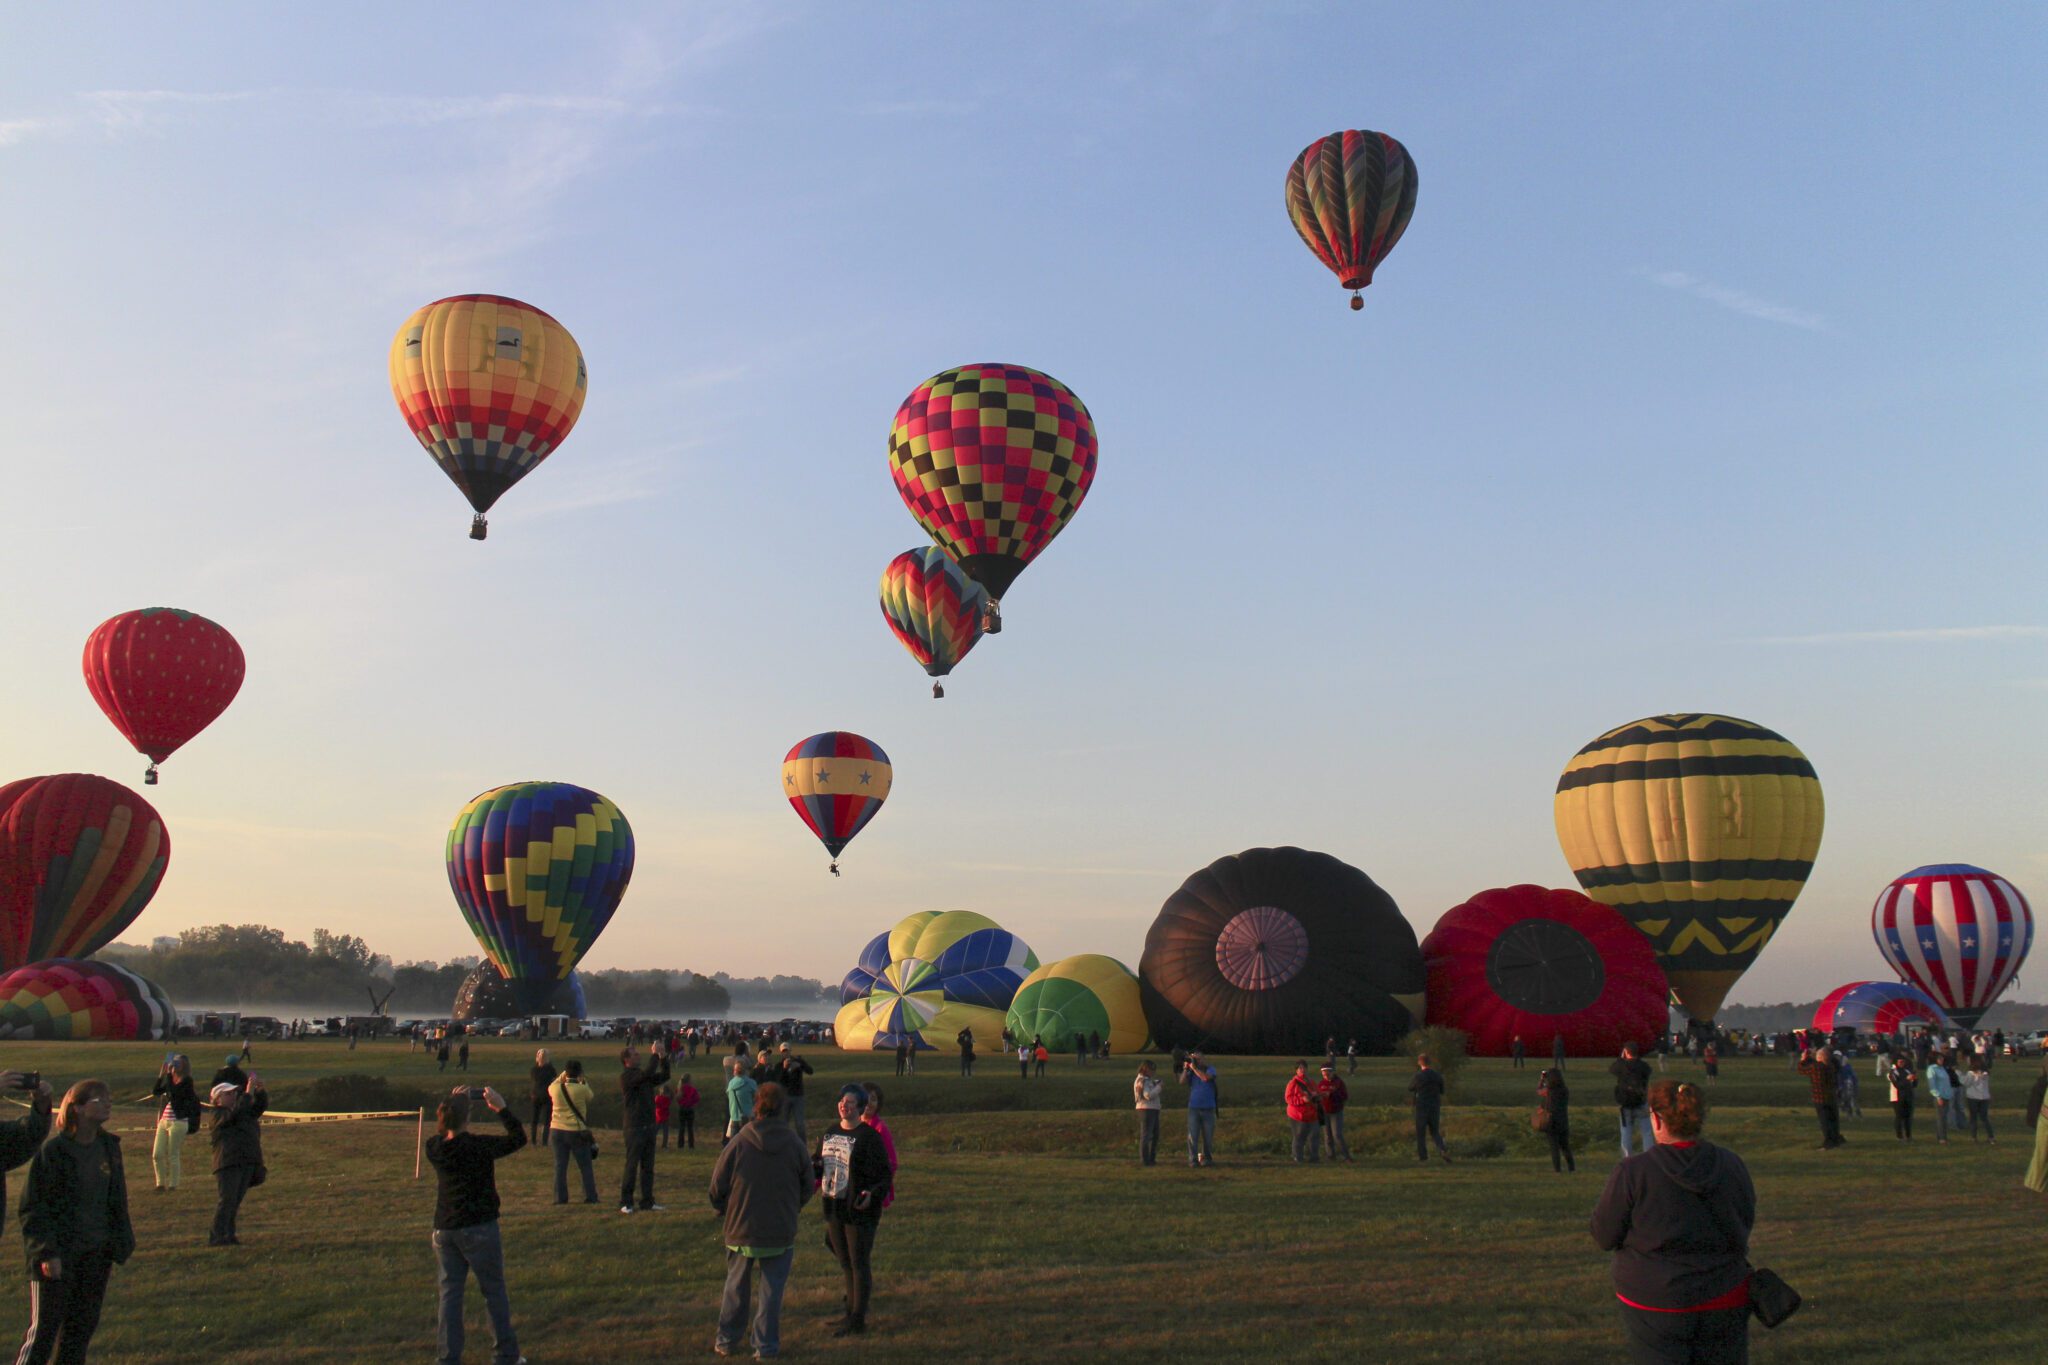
<box><xmin>434</xmin><ymin>1221</ymin><xmax>519</xmax><ymax>1364</ymax></box>
<box><xmin>718</xmin><ymin>1248</ymin><xmax>793</xmax><ymax>1357</ymax></box>
<box><xmin>1619</xmin><ymin>1105</ymin><xmax>1653</xmax><ymax>1157</ymax></box>
<box><xmin>552</xmin><ymin>1129</ymin><xmax>597</xmax><ymax>1202</ymax></box>
<box><xmin>1187</xmin><ymin>1107</ymin><xmax>1215</xmax><ymax>1164</ymax></box>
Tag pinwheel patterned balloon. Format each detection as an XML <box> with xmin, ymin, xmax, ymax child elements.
<box><xmin>782</xmin><ymin>732</ymin><xmax>891</xmax><ymax>874</ymax></box>
<box><xmin>390</xmin><ymin>294</ymin><xmax>588</xmax><ymax>540</ymax></box>
<box><xmin>82</xmin><ymin>608</ymin><xmax>245</xmax><ymax>785</ymax></box>
<box><xmin>1811</xmin><ymin>980</ymin><xmax>1953</xmax><ymax>1038</ymax></box>
<box><xmin>1871</xmin><ymin>865</ymin><xmax>2033</xmax><ymax>1030</ymax></box>
<box><xmin>0</xmin><ymin>958</ymin><xmax>175</xmax><ymax>1041</ymax></box>
<box><xmin>836</xmin><ymin>911</ymin><xmax>1038</xmax><ymax>1051</ymax></box>
<box><xmin>1285</xmin><ymin>129</ymin><xmax>1418</xmax><ymax>309</ymax></box>
<box><xmin>0</xmin><ymin>774</ymin><xmax>170</xmax><ymax>972</ymax></box>
<box><xmin>888</xmin><ymin>363</ymin><xmax>1097</xmax><ymax>619</ymax></box>
<box><xmin>879</xmin><ymin>547</ymin><xmax>986</xmax><ymax>697</ymax></box>
<box><xmin>446</xmin><ymin>783</ymin><xmax>633</xmax><ymax>988</ymax></box>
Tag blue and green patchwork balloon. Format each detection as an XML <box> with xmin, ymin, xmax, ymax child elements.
<box><xmin>446</xmin><ymin>782</ymin><xmax>634</xmax><ymax>984</ymax></box>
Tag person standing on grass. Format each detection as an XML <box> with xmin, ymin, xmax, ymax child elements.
<box><xmin>1409</xmin><ymin>1054</ymin><xmax>1452</xmax><ymax>1164</ymax></box>
<box><xmin>149</xmin><ymin>1056</ymin><xmax>199</xmax><ymax>1192</ymax></box>
<box><xmin>1033</xmin><ymin>1039</ymin><xmax>1048</xmax><ymax>1079</ymax></box>
<box><xmin>1538</xmin><ymin>1068</ymin><xmax>1575</xmax><ymax>1173</ymax></box>
<box><xmin>1553</xmin><ymin>1033</ymin><xmax>1568</xmax><ymax>1071</ymax></box>
<box><xmin>2022</xmin><ymin>1060</ymin><xmax>2048</xmax><ymax>1193</ymax></box>
<box><xmin>676</xmin><ymin>1074</ymin><xmax>700</xmax><ymax>1150</ymax></box>
<box><xmin>438</xmin><ymin>1037</ymin><xmax>451</xmax><ymax>1072</ymax></box>
<box><xmin>1016</xmin><ymin>1040</ymin><xmax>1030</xmax><ymax>1079</ymax></box>
<box><xmin>726</xmin><ymin>1057</ymin><xmax>759</xmax><ymax>1146</ymax></box>
<box><xmin>957</xmin><ymin>1027</ymin><xmax>975</xmax><ymax>1078</ymax></box>
<box><xmin>1590</xmin><ymin>1079</ymin><xmax>1755</xmax><ymax>1364</ymax></box>
<box><xmin>1511</xmin><ymin>1035</ymin><xmax>1526</xmax><ymax>1069</ymax></box>
<box><xmin>1888</xmin><ymin>1056</ymin><xmax>1918</xmax><ymax>1141</ymax></box>
<box><xmin>1944</xmin><ymin>1053</ymin><xmax>1968</xmax><ymax>1137</ymax></box>
<box><xmin>424</xmin><ymin>1086</ymin><xmax>525</xmax><ymax>1365</ymax></box>
<box><xmin>0</xmin><ymin>1070</ymin><xmax>54</xmax><ymax>1225</ymax></box>
<box><xmin>548</xmin><ymin>1061</ymin><xmax>599</xmax><ymax>1205</ymax></box>
<box><xmin>1797</xmin><ymin>1043</ymin><xmax>1845</xmax><ymax>1150</ymax></box>
<box><xmin>1346</xmin><ymin>1039</ymin><xmax>1358</xmax><ymax>1075</ymax></box>
<box><xmin>814</xmin><ymin>1084</ymin><xmax>892</xmax><ymax>1338</ymax></box>
<box><xmin>1315</xmin><ymin>1064</ymin><xmax>1352</xmax><ymax>1162</ymax></box>
<box><xmin>207</xmin><ymin>1077</ymin><xmax>267</xmax><ymax>1247</ymax></box>
<box><xmin>779</xmin><ymin>1050</ymin><xmax>815</xmax><ymax>1144</ymax></box>
<box><xmin>861</xmin><ymin>1084</ymin><xmax>898</xmax><ymax>1211</ymax></box>
<box><xmin>1836</xmin><ymin>1053</ymin><xmax>1859</xmax><ymax>1118</ymax></box>
<box><xmin>708</xmin><ymin>1082</ymin><xmax>814</xmax><ymax>1360</ymax></box>
<box><xmin>1963</xmin><ymin>1061</ymin><xmax>1994</xmax><ymax>1144</ymax></box>
<box><xmin>654</xmin><ymin>1084</ymin><xmax>674</xmax><ymax>1150</ymax></box>
<box><xmin>1926</xmin><ymin>1053</ymin><xmax>1955</xmax><ymax>1145</ymax></box>
<box><xmin>16</xmin><ymin>1080</ymin><xmax>134</xmax><ymax>1365</ymax></box>
<box><xmin>457</xmin><ymin>1038</ymin><xmax>470</xmax><ymax>1073</ymax></box>
<box><xmin>1133</xmin><ymin>1061</ymin><xmax>1163</xmax><ymax>1166</ymax></box>
<box><xmin>618</xmin><ymin>1039</ymin><xmax>671</xmax><ymax>1214</ymax></box>
<box><xmin>528</xmin><ymin>1049</ymin><xmax>557</xmax><ymax>1152</ymax></box>
<box><xmin>1182</xmin><ymin>1051</ymin><xmax>1219</xmax><ymax>1168</ymax></box>
<box><xmin>1611</xmin><ymin>1044</ymin><xmax>1654</xmax><ymax>1158</ymax></box>
<box><xmin>1285</xmin><ymin>1061</ymin><xmax>1322</xmax><ymax>1164</ymax></box>
<box><xmin>1703</xmin><ymin>1042</ymin><xmax>1719</xmax><ymax>1084</ymax></box>
<box><xmin>1075</xmin><ymin>1032</ymin><xmax>1088</xmax><ymax>1067</ymax></box>
<box><xmin>893</xmin><ymin>1038</ymin><xmax>908</xmax><ymax>1078</ymax></box>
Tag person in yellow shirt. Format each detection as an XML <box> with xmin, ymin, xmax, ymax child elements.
<box><xmin>547</xmin><ymin>1061</ymin><xmax>598</xmax><ymax>1205</ymax></box>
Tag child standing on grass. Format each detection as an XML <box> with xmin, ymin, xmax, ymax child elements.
<box><xmin>655</xmin><ymin>1083</ymin><xmax>674</xmax><ymax>1149</ymax></box>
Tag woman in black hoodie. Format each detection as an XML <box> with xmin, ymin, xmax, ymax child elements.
<box><xmin>1590</xmin><ymin>1078</ymin><xmax>1755</xmax><ymax>1364</ymax></box>
<box><xmin>17</xmin><ymin>1079</ymin><xmax>135</xmax><ymax>1365</ymax></box>
<box><xmin>1537</xmin><ymin>1068</ymin><xmax>1574</xmax><ymax>1173</ymax></box>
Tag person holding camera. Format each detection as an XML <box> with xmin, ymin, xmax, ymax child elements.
<box><xmin>1611</xmin><ymin>1043</ymin><xmax>1654</xmax><ymax>1158</ymax></box>
<box><xmin>16</xmin><ymin>1079</ymin><xmax>134</xmax><ymax>1365</ymax></box>
<box><xmin>618</xmin><ymin>1040</ymin><xmax>671</xmax><ymax>1214</ymax></box>
<box><xmin>708</xmin><ymin>1081</ymin><xmax>814</xmax><ymax>1359</ymax></box>
<box><xmin>1180</xmin><ymin>1052</ymin><xmax>1218</xmax><ymax>1168</ymax></box>
<box><xmin>528</xmin><ymin>1049</ymin><xmax>557</xmax><ymax>1154</ymax></box>
<box><xmin>1132</xmin><ymin>1061</ymin><xmax>1163</xmax><ymax>1166</ymax></box>
<box><xmin>814</xmin><ymin>1084</ymin><xmax>892</xmax><ymax>1337</ymax></box>
<box><xmin>1315</xmin><ymin>1063</ymin><xmax>1352</xmax><ymax>1162</ymax></box>
<box><xmin>778</xmin><ymin>1050</ymin><xmax>815</xmax><ymax>1143</ymax></box>
<box><xmin>207</xmin><ymin>1076</ymin><xmax>267</xmax><ymax>1247</ymax></box>
<box><xmin>1796</xmin><ymin>1043</ymin><xmax>1845</xmax><ymax>1150</ymax></box>
<box><xmin>1409</xmin><ymin>1053</ymin><xmax>1452</xmax><ymax>1164</ymax></box>
<box><xmin>425</xmin><ymin>1085</ymin><xmax>525</xmax><ymax>1365</ymax></box>
<box><xmin>149</xmin><ymin>1055</ymin><xmax>201</xmax><ymax>1191</ymax></box>
<box><xmin>547</xmin><ymin>1061</ymin><xmax>600</xmax><ymax>1205</ymax></box>
<box><xmin>0</xmin><ymin>1070</ymin><xmax>55</xmax><ymax>1226</ymax></box>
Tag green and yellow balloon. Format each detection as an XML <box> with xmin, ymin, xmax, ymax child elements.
<box><xmin>1005</xmin><ymin>954</ymin><xmax>1150</xmax><ymax>1053</ymax></box>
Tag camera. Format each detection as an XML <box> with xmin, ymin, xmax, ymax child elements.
<box><xmin>11</xmin><ymin>1072</ymin><xmax>39</xmax><ymax>1091</ymax></box>
<box><xmin>465</xmin><ymin>1087</ymin><xmax>486</xmax><ymax>1103</ymax></box>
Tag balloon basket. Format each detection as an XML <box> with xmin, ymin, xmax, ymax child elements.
<box><xmin>1349</xmin><ymin>293</ymin><xmax>1364</xmax><ymax>311</ymax></box>
<box><xmin>829</xmin><ymin>862</ymin><xmax>841</xmax><ymax>878</ymax></box>
<box><xmin>932</xmin><ymin>682</ymin><xmax>944</xmax><ymax>699</ymax></box>
<box><xmin>981</xmin><ymin>601</ymin><xmax>1002</xmax><ymax>635</ymax></box>
<box><xmin>143</xmin><ymin>764</ymin><xmax>159</xmax><ymax>786</ymax></box>
<box><xmin>469</xmin><ymin>514</ymin><xmax>488</xmax><ymax>541</ymax></box>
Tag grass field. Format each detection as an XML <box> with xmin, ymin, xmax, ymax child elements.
<box><xmin>0</xmin><ymin>1039</ymin><xmax>2040</xmax><ymax>1362</ymax></box>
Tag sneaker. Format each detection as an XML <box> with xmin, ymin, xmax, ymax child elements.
<box><xmin>714</xmin><ymin>1344</ymin><xmax>735</xmax><ymax>1357</ymax></box>
<box><xmin>619</xmin><ymin>1205</ymin><xmax>636</xmax><ymax>1214</ymax></box>
<box><xmin>831</xmin><ymin>1321</ymin><xmax>865</xmax><ymax>1338</ymax></box>
<box><xmin>642</xmin><ymin>1203</ymin><xmax>666</xmax><ymax>1212</ymax></box>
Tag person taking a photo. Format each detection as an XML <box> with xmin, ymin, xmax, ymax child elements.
<box><xmin>425</xmin><ymin>1085</ymin><xmax>526</xmax><ymax>1365</ymax></box>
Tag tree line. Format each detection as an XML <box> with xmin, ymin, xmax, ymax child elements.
<box><xmin>98</xmin><ymin>925</ymin><xmax>838</xmax><ymax>1016</ymax></box>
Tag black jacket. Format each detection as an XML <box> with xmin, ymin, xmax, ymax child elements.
<box><xmin>1538</xmin><ymin>1080</ymin><xmax>1570</xmax><ymax>1133</ymax></box>
<box><xmin>778</xmin><ymin>1057</ymin><xmax>813</xmax><ymax>1097</ymax></box>
<box><xmin>1590</xmin><ymin>1140</ymin><xmax>1755</xmax><ymax>1309</ymax></box>
<box><xmin>210</xmin><ymin>1090</ymin><xmax>269</xmax><ymax>1174</ymax></box>
<box><xmin>19</xmin><ymin>1130</ymin><xmax>135</xmax><ymax>1273</ymax></box>
<box><xmin>813</xmin><ymin>1122</ymin><xmax>891</xmax><ymax>1227</ymax></box>
<box><xmin>620</xmin><ymin>1053</ymin><xmax>672</xmax><ymax>1130</ymax></box>
<box><xmin>151</xmin><ymin>1074</ymin><xmax>202</xmax><ymax>1133</ymax></box>
<box><xmin>0</xmin><ymin>1101</ymin><xmax>53</xmax><ymax>1229</ymax></box>
<box><xmin>1610</xmin><ymin>1057</ymin><xmax>1652</xmax><ymax>1109</ymax></box>
<box><xmin>1407</xmin><ymin>1069</ymin><xmax>1445</xmax><ymax>1113</ymax></box>
<box><xmin>530</xmin><ymin>1062</ymin><xmax>558</xmax><ymax>1103</ymax></box>
<box><xmin>425</xmin><ymin>1109</ymin><xmax>526</xmax><ymax>1230</ymax></box>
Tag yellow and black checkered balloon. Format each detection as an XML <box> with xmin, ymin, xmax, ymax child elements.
<box><xmin>1553</xmin><ymin>714</ymin><xmax>1824</xmax><ymax>1024</ymax></box>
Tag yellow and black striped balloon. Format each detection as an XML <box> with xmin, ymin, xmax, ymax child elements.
<box><xmin>1553</xmin><ymin>714</ymin><xmax>1823</xmax><ymax>1024</ymax></box>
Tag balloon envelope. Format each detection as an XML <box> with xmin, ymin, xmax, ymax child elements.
<box><xmin>887</xmin><ymin>363</ymin><xmax>1097</xmax><ymax>603</ymax></box>
<box><xmin>82</xmin><ymin>608</ymin><xmax>244</xmax><ymax>779</ymax></box>
<box><xmin>1006</xmin><ymin>954</ymin><xmax>1149</xmax><ymax>1054</ymax></box>
<box><xmin>782</xmin><ymin>733</ymin><xmax>891</xmax><ymax>863</ymax></box>
<box><xmin>1554</xmin><ymin>713</ymin><xmax>1823</xmax><ymax>1024</ymax></box>
<box><xmin>1285</xmin><ymin>129</ymin><xmax>1418</xmax><ymax>303</ymax></box>
<box><xmin>0</xmin><ymin>775</ymin><xmax>170</xmax><ymax>972</ymax></box>
<box><xmin>879</xmin><ymin>547</ymin><xmax>986</xmax><ymax>680</ymax></box>
<box><xmin>836</xmin><ymin>911</ymin><xmax>1037</xmax><ymax>1051</ymax></box>
<box><xmin>452</xmin><ymin>963</ymin><xmax>587</xmax><ymax>1022</ymax></box>
<box><xmin>1422</xmin><ymin>885</ymin><xmax>1670</xmax><ymax>1058</ymax></box>
<box><xmin>1811</xmin><ymin>980</ymin><xmax>1953</xmax><ymax>1038</ymax></box>
<box><xmin>1139</xmin><ymin>847</ymin><xmax>1424</xmax><ymax>1054</ymax></box>
<box><xmin>0</xmin><ymin>958</ymin><xmax>174</xmax><ymax>1041</ymax></box>
<box><xmin>446</xmin><ymin>782</ymin><xmax>633</xmax><ymax>983</ymax></box>
<box><xmin>1871</xmin><ymin>864</ymin><xmax>2032</xmax><ymax>1030</ymax></box>
<box><xmin>389</xmin><ymin>294</ymin><xmax>587</xmax><ymax>527</ymax></box>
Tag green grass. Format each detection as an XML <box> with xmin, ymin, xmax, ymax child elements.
<box><xmin>0</xmin><ymin>1040</ymin><xmax>2040</xmax><ymax>1362</ymax></box>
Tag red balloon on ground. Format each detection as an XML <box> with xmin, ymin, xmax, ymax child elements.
<box><xmin>1422</xmin><ymin>885</ymin><xmax>1670</xmax><ymax>1058</ymax></box>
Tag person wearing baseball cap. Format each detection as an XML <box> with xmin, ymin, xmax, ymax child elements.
<box><xmin>1316</xmin><ymin>1063</ymin><xmax>1352</xmax><ymax>1162</ymax></box>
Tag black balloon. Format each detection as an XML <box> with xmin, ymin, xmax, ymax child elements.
<box><xmin>1139</xmin><ymin>847</ymin><xmax>1425</xmax><ymax>1053</ymax></box>
<box><xmin>452</xmin><ymin>964</ymin><xmax>587</xmax><ymax>1022</ymax></box>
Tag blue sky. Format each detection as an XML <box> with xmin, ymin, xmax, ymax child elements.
<box><xmin>1</xmin><ymin>5</ymin><xmax>2042</xmax><ymax>1003</ymax></box>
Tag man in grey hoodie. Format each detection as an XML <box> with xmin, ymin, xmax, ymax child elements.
<box><xmin>707</xmin><ymin>1081</ymin><xmax>814</xmax><ymax>1359</ymax></box>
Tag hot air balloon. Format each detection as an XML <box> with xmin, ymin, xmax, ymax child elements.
<box><xmin>1285</xmin><ymin>129</ymin><xmax>1418</xmax><ymax>310</ymax></box>
<box><xmin>453</xmin><ymin>962</ymin><xmax>587</xmax><ymax>1024</ymax></box>
<box><xmin>1872</xmin><ymin>865</ymin><xmax>2033</xmax><ymax>1030</ymax></box>
<box><xmin>1139</xmin><ymin>847</ymin><xmax>1425</xmax><ymax>1054</ymax></box>
<box><xmin>1005</xmin><ymin>954</ymin><xmax>1149</xmax><ymax>1054</ymax></box>
<box><xmin>0</xmin><ymin>775</ymin><xmax>170</xmax><ymax>973</ymax></box>
<box><xmin>1554</xmin><ymin>713</ymin><xmax>1824</xmax><ymax>1028</ymax></box>
<box><xmin>1811</xmin><ymin>980</ymin><xmax>1953</xmax><ymax>1040</ymax></box>
<box><xmin>1421</xmin><ymin>885</ymin><xmax>1671</xmax><ymax>1059</ymax></box>
<box><xmin>82</xmin><ymin>608</ymin><xmax>245</xmax><ymax>785</ymax></box>
<box><xmin>835</xmin><ymin>911</ymin><xmax>1037</xmax><ymax>1051</ymax></box>
<box><xmin>879</xmin><ymin>547</ymin><xmax>987</xmax><ymax>698</ymax></box>
<box><xmin>445</xmin><ymin>782</ymin><xmax>632</xmax><ymax>1015</ymax></box>
<box><xmin>887</xmin><ymin>363</ymin><xmax>1097</xmax><ymax>631</ymax></box>
<box><xmin>782</xmin><ymin>733</ymin><xmax>891</xmax><ymax>875</ymax></box>
<box><xmin>389</xmin><ymin>294</ymin><xmax>588</xmax><ymax>540</ymax></box>
<box><xmin>0</xmin><ymin>958</ymin><xmax>175</xmax><ymax>1041</ymax></box>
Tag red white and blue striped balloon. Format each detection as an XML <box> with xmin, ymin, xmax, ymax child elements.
<box><xmin>1811</xmin><ymin>980</ymin><xmax>1952</xmax><ymax>1038</ymax></box>
<box><xmin>1871</xmin><ymin>865</ymin><xmax>2033</xmax><ymax>1030</ymax></box>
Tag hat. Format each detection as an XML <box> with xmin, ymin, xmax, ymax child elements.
<box><xmin>209</xmin><ymin>1083</ymin><xmax>239</xmax><ymax>1104</ymax></box>
<box><xmin>1319</xmin><ymin>1063</ymin><xmax>1334</xmax><ymax>1072</ymax></box>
